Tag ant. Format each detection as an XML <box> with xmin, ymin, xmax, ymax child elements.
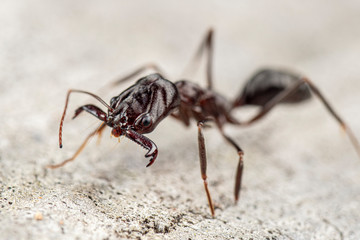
<box><xmin>49</xmin><ymin>29</ymin><xmax>360</xmax><ymax>217</ymax></box>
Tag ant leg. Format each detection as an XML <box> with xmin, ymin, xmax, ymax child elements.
<box><xmin>304</xmin><ymin>78</ymin><xmax>360</xmax><ymax>157</ymax></box>
<box><xmin>197</xmin><ymin>120</ymin><xmax>215</xmax><ymax>217</ymax></box>
<box><xmin>182</xmin><ymin>29</ymin><xmax>214</xmax><ymax>89</ymax></box>
<box><xmin>59</xmin><ymin>89</ymin><xmax>111</xmax><ymax>148</ymax></box>
<box><xmin>96</xmin><ymin>121</ymin><xmax>106</xmax><ymax>145</ymax></box>
<box><xmin>48</xmin><ymin>123</ymin><xmax>107</xmax><ymax>169</ymax></box>
<box><xmin>236</xmin><ymin>71</ymin><xmax>360</xmax><ymax>157</ymax></box>
<box><xmin>72</xmin><ymin>104</ymin><xmax>107</xmax><ymax>121</ymax></box>
<box><xmin>71</xmin><ymin>104</ymin><xmax>108</xmax><ymax>144</ymax></box>
<box><xmin>109</xmin><ymin>63</ymin><xmax>167</xmax><ymax>87</ymax></box>
<box><xmin>219</xmin><ymin>129</ymin><xmax>244</xmax><ymax>203</ymax></box>
<box><xmin>241</xmin><ymin>80</ymin><xmax>305</xmax><ymax>125</ymax></box>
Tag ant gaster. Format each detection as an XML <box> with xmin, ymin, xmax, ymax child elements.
<box><xmin>49</xmin><ymin>29</ymin><xmax>360</xmax><ymax>217</ymax></box>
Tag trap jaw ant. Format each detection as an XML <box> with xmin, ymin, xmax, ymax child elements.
<box><xmin>49</xmin><ymin>29</ymin><xmax>360</xmax><ymax>217</ymax></box>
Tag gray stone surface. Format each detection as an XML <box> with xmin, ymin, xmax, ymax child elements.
<box><xmin>1</xmin><ymin>1</ymin><xmax>360</xmax><ymax>239</ymax></box>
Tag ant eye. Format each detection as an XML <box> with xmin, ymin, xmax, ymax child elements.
<box><xmin>141</xmin><ymin>115</ymin><xmax>152</xmax><ymax>127</ymax></box>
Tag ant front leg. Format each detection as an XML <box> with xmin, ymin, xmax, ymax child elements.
<box><xmin>72</xmin><ymin>104</ymin><xmax>108</xmax><ymax>121</ymax></box>
<box><xmin>50</xmin><ymin>104</ymin><xmax>108</xmax><ymax>169</ymax></box>
<box><xmin>58</xmin><ymin>89</ymin><xmax>112</xmax><ymax>148</ymax></box>
<box><xmin>50</xmin><ymin>89</ymin><xmax>112</xmax><ymax>169</ymax></box>
<box><xmin>197</xmin><ymin>120</ymin><xmax>215</xmax><ymax>217</ymax></box>
<box><xmin>48</xmin><ymin>123</ymin><xmax>107</xmax><ymax>169</ymax></box>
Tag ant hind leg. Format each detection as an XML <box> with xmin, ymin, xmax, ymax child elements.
<box><xmin>233</xmin><ymin>69</ymin><xmax>360</xmax><ymax>157</ymax></box>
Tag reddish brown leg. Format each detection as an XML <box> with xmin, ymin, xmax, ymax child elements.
<box><xmin>241</xmin><ymin>80</ymin><xmax>305</xmax><ymax>125</ymax></box>
<box><xmin>96</xmin><ymin>123</ymin><xmax>106</xmax><ymax>145</ymax></box>
<box><xmin>48</xmin><ymin>123</ymin><xmax>107</xmax><ymax>169</ymax></box>
<box><xmin>181</xmin><ymin>29</ymin><xmax>214</xmax><ymax>89</ymax></box>
<box><xmin>219</xmin><ymin>129</ymin><xmax>244</xmax><ymax>203</ymax></box>
<box><xmin>109</xmin><ymin>63</ymin><xmax>166</xmax><ymax>87</ymax></box>
<box><xmin>197</xmin><ymin>121</ymin><xmax>215</xmax><ymax>217</ymax></box>
<box><xmin>239</xmin><ymin>77</ymin><xmax>360</xmax><ymax>158</ymax></box>
<box><xmin>303</xmin><ymin>78</ymin><xmax>360</xmax><ymax>158</ymax></box>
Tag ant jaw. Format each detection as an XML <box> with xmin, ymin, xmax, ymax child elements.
<box><xmin>110</xmin><ymin>127</ymin><xmax>158</xmax><ymax>166</ymax></box>
<box><xmin>124</xmin><ymin>129</ymin><xmax>158</xmax><ymax>167</ymax></box>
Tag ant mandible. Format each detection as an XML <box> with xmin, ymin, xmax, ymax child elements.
<box><xmin>49</xmin><ymin>29</ymin><xmax>360</xmax><ymax>217</ymax></box>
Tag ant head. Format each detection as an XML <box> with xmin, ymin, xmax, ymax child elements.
<box><xmin>109</xmin><ymin>111</ymin><xmax>153</xmax><ymax>136</ymax></box>
<box><xmin>108</xmin><ymin>73</ymin><xmax>180</xmax><ymax>134</ymax></box>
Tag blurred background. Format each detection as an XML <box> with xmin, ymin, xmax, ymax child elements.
<box><xmin>1</xmin><ymin>1</ymin><xmax>360</xmax><ymax>239</ymax></box>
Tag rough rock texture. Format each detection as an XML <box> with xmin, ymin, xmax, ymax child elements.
<box><xmin>1</xmin><ymin>1</ymin><xmax>360</xmax><ymax>239</ymax></box>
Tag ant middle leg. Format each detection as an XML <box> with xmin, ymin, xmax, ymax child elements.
<box><xmin>197</xmin><ymin>120</ymin><xmax>215</xmax><ymax>217</ymax></box>
<box><xmin>197</xmin><ymin>120</ymin><xmax>244</xmax><ymax>216</ymax></box>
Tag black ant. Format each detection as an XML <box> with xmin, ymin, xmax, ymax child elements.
<box><xmin>49</xmin><ymin>29</ymin><xmax>360</xmax><ymax>217</ymax></box>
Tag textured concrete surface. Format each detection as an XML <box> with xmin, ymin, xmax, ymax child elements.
<box><xmin>1</xmin><ymin>1</ymin><xmax>360</xmax><ymax>239</ymax></box>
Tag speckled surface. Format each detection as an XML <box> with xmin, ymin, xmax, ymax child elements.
<box><xmin>1</xmin><ymin>1</ymin><xmax>360</xmax><ymax>239</ymax></box>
